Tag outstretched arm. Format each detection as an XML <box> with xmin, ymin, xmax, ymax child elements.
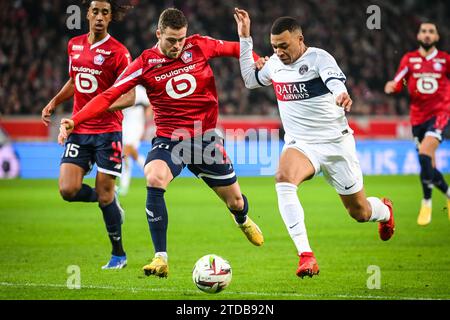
<box><xmin>385</xmin><ymin>55</ymin><xmax>409</xmax><ymax>94</ymax></box>
<box><xmin>58</xmin><ymin>85</ymin><xmax>125</xmax><ymax>144</ymax></box>
<box><xmin>109</xmin><ymin>87</ymin><xmax>136</xmax><ymax>111</ymax></box>
<box><xmin>234</xmin><ymin>8</ymin><xmax>271</xmax><ymax>89</ymax></box>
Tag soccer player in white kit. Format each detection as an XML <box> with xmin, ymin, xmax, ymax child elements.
<box><xmin>234</xmin><ymin>9</ymin><xmax>395</xmax><ymax>278</ymax></box>
<box><xmin>119</xmin><ymin>85</ymin><xmax>151</xmax><ymax>196</ymax></box>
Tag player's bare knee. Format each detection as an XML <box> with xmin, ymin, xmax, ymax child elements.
<box><xmin>96</xmin><ymin>189</ymin><xmax>114</xmax><ymax>206</ymax></box>
<box><xmin>146</xmin><ymin>173</ymin><xmax>168</xmax><ymax>188</ymax></box>
<box><xmin>275</xmin><ymin>171</ymin><xmax>294</xmax><ymax>184</ymax></box>
<box><xmin>59</xmin><ymin>185</ymin><xmax>80</xmax><ymax>201</ymax></box>
<box><xmin>227</xmin><ymin>196</ymin><xmax>244</xmax><ymax>211</ymax></box>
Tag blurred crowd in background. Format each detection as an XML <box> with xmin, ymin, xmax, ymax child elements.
<box><xmin>0</xmin><ymin>0</ymin><xmax>448</xmax><ymax>118</ymax></box>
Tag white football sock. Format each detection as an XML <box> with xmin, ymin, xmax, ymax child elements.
<box><xmin>367</xmin><ymin>197</ymin><xmax>390</xmax><ymax>222</ymax></box>
<box><xmin>446</xmin><ymin>189</ymin><xmax>450</xmax><ymax>199</ymax></box>
<box><xmin>276</xmin><ymin>182</ymin><xmax>312</xmax><ymax>254</ymax></box>
<box><xmin>155</xmin><ymin>251</ymin><xmax>168</xmax><ymax>261</ymax></box>
<box><xmin>422</xmin><ymin>198</ymin><xmax>432</xmax><ymax>207</ymax></box>
<box><xmin>137</xmin><ymin>154</ymin><xmax>146</xmax><ymax>170</ymax></box>
<box><xmin>120</xmin><ymin>158</ymin><xmax>132</xmax><ymax>192</ymax></box>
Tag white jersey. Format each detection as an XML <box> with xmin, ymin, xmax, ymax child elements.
<box><xmin>122</xmin><ymin>85</ymin><xmax>150</xmax><ymax>147</ymax></box>
<box><xmin>240</xmin><ymin>37</ymin><xmax>353</xmax><ymax>143</ymax></box>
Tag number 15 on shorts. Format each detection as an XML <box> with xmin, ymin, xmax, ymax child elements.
<box><xmin>64</xmin><ymin>143</ymin><xmax>80</xmax><ymax>158</ymax></box>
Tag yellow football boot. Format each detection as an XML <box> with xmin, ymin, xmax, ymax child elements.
<box><xmin>417</xmin><ymin>202</ymin><xmax>432</xmax><ymax>226</ymax></box>
<box><xmin>143</xmin><ymin>256</ymin><xmax>168</xmax><ymax>278</ymax></box>
<box><xmin>238</xmin><ymin>217</ymin><xmax>264</xmax><ymax>246</ymax></box>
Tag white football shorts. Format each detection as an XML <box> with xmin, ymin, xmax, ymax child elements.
<box><xmin>122</xmin><ymin>105</ymin><xmax>145</xmax><ymax>149</ymax></box>
<box><xmin>282</xmin><ymin>133</ymin><xmax>364</xmax><ymax>195</ymax></box>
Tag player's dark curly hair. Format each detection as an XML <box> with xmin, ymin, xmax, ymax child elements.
<box><xmin>271</xmin><ymin>16</ymin><xmax>302</xmax><ymax>35</ymax></box>
<box><xmin>158</xmin><ymin>8</ymin><xmax>188</xmax><ymax>31</ymax></box>
<box><xmin>81</xmin><ymin>0</ymin><xmax>133</xmax><ymax>22</ymax></box>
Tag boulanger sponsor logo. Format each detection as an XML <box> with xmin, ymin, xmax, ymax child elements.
<box><xmin>166</xmin><ymin>74</ymin><xmax>197</xmax><ymax>99</ymax></box>
<box><xmin>71</xmin><ymin>65</ymin><xmax>102</xmax><ymax>75</ymax></box>
<box><xmin>412</xmin><ymin>72</ymin><xmax>441</xmax><ymax>78</ymax></box>
<box><xmin>155</xmin><ymin>64</ymin><xmax>197</xmax><ymax>81</ymax></box>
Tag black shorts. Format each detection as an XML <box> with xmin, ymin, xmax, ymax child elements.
<box><xmin>146</xmin><ymin>135</ymin><xmax>237</xmax><ymax>188</ymax></box>
<box><xmin>412</xmin><ymin>114</ymin><xmax>449</xmax><ymax>147</ymax></box>
<box><xmin>60</xmin><ymin>132</ymin><xmax>123</xmax><ymax>177</ymax></box>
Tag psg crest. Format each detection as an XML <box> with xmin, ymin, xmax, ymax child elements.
<box><xmin>181</xmin><ymin>51</ymin><xmax>193</xmax><ymax>63</ymax></box>
<box><xmin>299</xmin><ymin>64</ymin><xmax>309</xmax><ymax>75</ymax></box>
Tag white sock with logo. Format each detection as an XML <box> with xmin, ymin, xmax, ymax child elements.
<box><xmin>367</xmin><ymin>197</ymin><xmax>390</xmax><ymax>222</ymax></box>
<box><xmin>120</xmin><ymin>158</ymin><xmax>131</xmax><ymax>192</ymax></box>
<box><xmin>276</xmin><ymin>182</ymin><xmax>312</xmax><ymax>254</ymax></box>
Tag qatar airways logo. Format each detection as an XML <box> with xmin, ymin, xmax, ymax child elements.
<box><xmin>274</xmin><ymin>82</ymin><xmax>310</xmax><ymax>101</ymax></box>
<box><xmin>71</xmin><ymin>66</ymin><xmax>102</xmax><ymax>76</ymax></box>
<box><xmin>155</xmin><ymin>64</ymin><xmax>197</xmax><ymax>81</ymax></box>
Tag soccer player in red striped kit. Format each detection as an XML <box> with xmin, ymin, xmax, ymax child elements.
<box><xmin>59</xmin><ymin>8</ymin><xmax>264</xmax><ymax>278</ymax></box>
<box><xmin>385</xmin><ymin>22</ymin><xmax>450</xmax><ymax>226</ymax></box>
<box><xmin>41</xmin><ymin>0</ymin><xmax>135</xmax><ymax>269</ymax></box>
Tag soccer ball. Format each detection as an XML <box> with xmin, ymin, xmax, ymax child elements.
<box><xmin>192</xmin><ymin>254</ymin><xmax>232</xmax><ymax>293</ymax></box>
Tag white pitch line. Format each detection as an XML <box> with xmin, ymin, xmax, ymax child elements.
<box><xmin>0</xmin><ymin>282</ymin><xmax>445</xmax><ymax>300</ymax></box>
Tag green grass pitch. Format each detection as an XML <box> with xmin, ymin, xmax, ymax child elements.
<box><xmin>0</xmin><ymin>175</ymin><xmax>449</xmax><ymax>300</ymax></box>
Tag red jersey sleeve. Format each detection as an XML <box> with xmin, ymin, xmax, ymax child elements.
<box><xmin>392</xmin><ymin>54</ymin><xmax>410</xmax><ymax>93</ymax></box>
<box><xmin>67</xmin><ymin>39</ymin><xmax>73</xmax><ymax>78</ymax></box>
<box><xmin>72</xmin><ymin>55</ymin><xmax>144</xmax><ymax>126</ymax></box>
<box><xmin>194</xmin><ymin>35</ymin><xmax>260</xmax><ymax>61</ymax></box>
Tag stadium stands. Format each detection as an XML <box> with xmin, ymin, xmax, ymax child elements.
<box><xmin>0</xmin><ymin>0</ymin><xmax>448</xmax><ymax>118</ymax></box>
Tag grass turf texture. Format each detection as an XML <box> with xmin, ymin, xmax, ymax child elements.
<box><xmin>0</xmin><ymin>176</ymin><xmax>449</xmax><ymax>300</ymax></box>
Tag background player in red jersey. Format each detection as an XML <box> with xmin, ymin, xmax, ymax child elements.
<box><xmin>59</xmin><ymin>8</ymin><xmax>264</xmax><ymax>278</ymax></box>
<box><xmin>385</xmin><ymin>22</ymin><xmax>450</xmax><ymax>225</ymax></box>
<box><xmin>41</xmin><ymin>0</ymin><xmax>135</xmax><ymax>269</ymax></box>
